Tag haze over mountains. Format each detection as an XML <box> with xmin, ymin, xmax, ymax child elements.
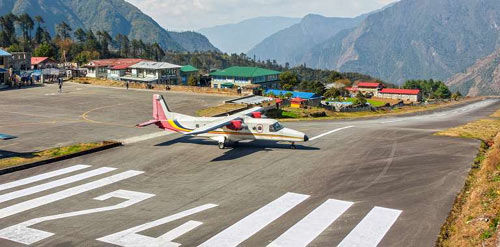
<box><xmin>247</xmin><ymin>14</ymin><xmax>365</xmax><ymax>67</ymax></box>
<box><xmin>199</xmin><ymin>17</ymin><xmax>300</xmax><ymax>54</ymax></box>
<box><xmin>0</xmin><ymin>0</ymin><xmax>218</xmax><ymax>52</ymax></box>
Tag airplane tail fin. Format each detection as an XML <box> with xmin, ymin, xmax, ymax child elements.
<box><xmin>153</xmin><ymin>94</ymin><xmax>174</xmax><ymax>121</ymax></box>
<box><xmin>137</xmin><ymin>94</ymin><xmax>174</xmax><ymax>129</ymax></box>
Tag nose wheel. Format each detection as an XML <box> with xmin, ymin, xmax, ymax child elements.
<box><xmin>291</xmin><ymin>142</ymin><xmax>296</xmax><ymax>149</ymax></box>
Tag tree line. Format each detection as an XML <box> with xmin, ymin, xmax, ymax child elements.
<box><xmin>402</xmin><ymin>79</ymin><xmax>457</xmax><ymax>100</ymax></box>
<box><xmin>0</xmin><ymin>12</ymin><xmax>166</xmax><ymax>65</ymax></box>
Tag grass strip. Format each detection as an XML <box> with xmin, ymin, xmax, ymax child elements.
<box><xmin>436</xmin><ymin>110</ymin><xmax>500</xmax><ymax>246</ymax></box>
<box><xmin>0</xmin><ymin>142</ymin><xmax>111</xmax><ymax>170</ymax></box>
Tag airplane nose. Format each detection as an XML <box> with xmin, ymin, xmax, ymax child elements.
<box><xmin>304</xmin><ymin>135</ymin><xmax>309</xmax><ymax>142</ymax></box>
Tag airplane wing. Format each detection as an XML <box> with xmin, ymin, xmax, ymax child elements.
<box><xmin>187</xmin><ymin>107</ymin><xmax>263</xmax><ymax>135</ymax></box>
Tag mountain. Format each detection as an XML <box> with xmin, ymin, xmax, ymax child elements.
<box><xmin>198</xmin><ymin>16</ymin><xmax>300</xmax><ymax>54</ymax></box>
<box><xmin>247</xmin><ymin>14</ymin><xmax>364</xmax><ymax>65</ymax></box>
<box><xmin>302</xmin><ymin>0</ymin><xmax>500</xmax><ymax>84</ymax></box>
<box><xmin>446</xmin><ymin>49</ymin><xmax>500</xmax><ymax>96</ymax></box>
<box><xmin>0</xmin><ymin>0</ymin><xmax>218</xmax><ymax>52</ymax></box>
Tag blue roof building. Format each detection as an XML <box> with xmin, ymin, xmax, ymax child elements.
<box><xmin>265</xmin><ymin>89</ymin><xmax>321</xmax><ymax>100</ymax></box>
<box><xmin>0</xmin><ymin>49</ymin><xmax>11</xmax><ymax>57</ymax></box>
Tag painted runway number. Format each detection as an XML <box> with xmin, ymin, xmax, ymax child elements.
<box><xmin>0</xmin><ymin>165</ymin><xmax>403</xmax><ymax>246</ymax></box>
<box><xmin>0</xmin><ymin>190</ymin><xmax>154</xmax><ymax>245</ymax></box>
<box><xmin>98</xmin><ymin>204</ymin><xmax>218</xmax><ymax>247</ymax></box>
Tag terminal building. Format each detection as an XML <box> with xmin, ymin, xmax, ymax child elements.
<box><xmin>210</xmin><ymin>66</ymin><xmax>281</xmax><ymax>89</ymax></box>
<box><xmin>377</xmin><ymin>88</ymin><xmax>422</xmax><ymax>102</ymax></box>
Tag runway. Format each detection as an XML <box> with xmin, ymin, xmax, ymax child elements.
<box><xmin>0</xmin><ymin>84</ymin><xmax>499</xmax><ymax>246</ymax></box>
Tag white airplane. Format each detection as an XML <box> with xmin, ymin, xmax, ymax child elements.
<box><xmin>137</xmin><ymin>94</ymin><xmax>309</xmax><ymax>149</ymax></box>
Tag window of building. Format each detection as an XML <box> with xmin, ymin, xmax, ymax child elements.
<box><xmin>213</xmin><ymin>84</ymin><xmax>218</xmax><ymax>88</ymax></box>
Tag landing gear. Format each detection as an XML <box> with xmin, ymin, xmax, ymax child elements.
<box><xmin>218</xmin><ymin>141</ymin><xmax>226</xmax><ymax>149</ymax></box>
<box><xmin>291</xmin><ymin>142</ymin><xmax>296</xmax><ymax>149</ymax></box>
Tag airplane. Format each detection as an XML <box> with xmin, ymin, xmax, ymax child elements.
<box><xmin>137</xmin><ymin>94</ymin><xmax>309</xmax><ymax>149</ymax></box>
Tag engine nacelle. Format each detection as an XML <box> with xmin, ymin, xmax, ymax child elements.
<box><xmin>226</xmin><ymin>120</ymin><xmax>243</xmax><ymax>131</ymax></box>
<box><xmin>251</xmin><ymin>112</ymin><xmax>262</xmax><ymax>118</ymax></box>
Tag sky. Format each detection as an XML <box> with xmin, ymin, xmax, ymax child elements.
<box><xmin>125</xmin><ymin>0</ymin><xmax>398</xmax><ymax>31</ymax></box>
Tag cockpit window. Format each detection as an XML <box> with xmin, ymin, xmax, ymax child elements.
<box><xmin>269</xmin><ymin>122</ymin><xmax>284</xmax><ymax>132</ymax></box>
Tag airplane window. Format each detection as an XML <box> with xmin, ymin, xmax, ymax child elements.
<box><xmin>252</xmin><ymin>126</ymin><xmax>257</xmax><ymax>130</ymax></box>
<box><xmin>196</xmin><ymin>124</ymin><xmax>199</xmax><ymax>128</ymax></box>
<box><xmin>257</xmin><ymin>126</ymin><xmax>262</xmax><ymax>131</ymax></box>
<box><xmin>269</xmin><ymin>122</ymin><xmax>284</xmax><ymax>132</ymax></box>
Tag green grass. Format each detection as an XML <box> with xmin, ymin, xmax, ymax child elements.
<box><xmin>282</xmin><ymin>111</ymin><xmax>299</xmax><ymax>118</ymax></box>
<box><xmin>0</xmin><ymin>142</ymin><xmax>111</xmax><ymax>169</ymax></box>
<box><xmin>340</xmin><ymin>97</ymin><xmax>387</xmax><ymax>107</ymax></box>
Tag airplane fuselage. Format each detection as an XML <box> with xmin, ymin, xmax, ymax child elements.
<box><xmin>163</xmin><ymin>115</ymin><xmax>307</xmax><ymax>143</ymax></box>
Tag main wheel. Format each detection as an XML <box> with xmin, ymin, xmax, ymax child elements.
<box><xmin>218</xmin><ymin>142</ymin><xmax>225</xmax><ymax>149</ymax></box>
<box><xmin>291</xmin><ymin>142</ymin><xmax>296</xmax><ymax>149</ymax></box>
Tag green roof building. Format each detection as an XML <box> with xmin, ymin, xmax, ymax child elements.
<box><xmin>209</xmin><ymin>66</ymin><xmax>281</xmax><ymax>89</ymax></box>
<box><xmin>180</xmin><ymin>65</ymin><xmax>199</xmax><ymax>84</ymax></box>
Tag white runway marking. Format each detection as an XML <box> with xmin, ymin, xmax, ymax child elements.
<box><xmin>0</xmin><ymin>190</ymin><xmax>154</xmax><ymax>245</ymax></box>
<box><xmin>309</xmin><ymin>126</ymin><xmax>354</xmax><ymax>141</ymax></box>
<box><xmin>0</xmin><ymin>167</ymin><xmax>116</xmax><ymax>204</ymax></box>
<box><xmin>199</xmin><ymin>192</ymin><xmax>309</xmax><ymax>247</ymax></box>
<box><xmin>380</xmin><ymin>119</ymin><xmax>404</xmax><ymax>124</ymax></box>
<box><xmin>338</xmin><ymin>206</ymin><xmax>402</xmax><ymax>247</ymax></box>
<box><xmin>268</xmin><ymin>199</ymin><xmax>353</xmax><ymax>247</ymax></box>
<box><xmin>98</xmin><ymin>204</ymin><xmax>217</xmax><ymax>247</ymax></box>
<box><xmin>0</xmin><ymin>170</ymin><xmax>143</xmax><ymax>219</ymax></box>
<box><xmin>121</xmin><ymin>131</ymin><xmax>173</xmax><ymax>145</ymax></box>
<box><xmin>0</xmin><ymin>165</ymin><xmax>90</xmax><ymax>192</ymax></box>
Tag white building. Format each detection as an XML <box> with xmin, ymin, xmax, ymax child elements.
<box><xmin>121</xmin><ymin>61</ymin><xmax>181</xmax><ymax>84</ymax></box>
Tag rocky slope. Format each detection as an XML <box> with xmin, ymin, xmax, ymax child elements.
<box><xmin>446</xmin><ymin>49</ymin><xmax>500</xmax><ymax>96</ymax></box>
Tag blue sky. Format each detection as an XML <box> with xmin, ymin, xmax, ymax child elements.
<box><xmin>125</xmin><ymin>0</ymin><xmax>398</xmax><ymax>31</ymax></box>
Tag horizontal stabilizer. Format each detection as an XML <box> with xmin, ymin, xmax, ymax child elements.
<box><xmin>136</xmin><ymin>120</ymin><xmax>160</xmax><ymax>128</ymax></box>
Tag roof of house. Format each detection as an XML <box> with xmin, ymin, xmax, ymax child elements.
<box><xmin>265</xmin><ymin>89</ymin><xmax>320</xmax><ymax>100</ymax></box>
<box><xmin>357</xmin><ymin>82</ymin><xmax>381</xmax><ymax>88</ymax></box>
<box><xmin>86</xmin><ymin>58</ymin><xmax>145</xmax><ymax>69</ymax></box>
<box><xmin>291</xmin><ymin>97</ymin><xmax>306</xmax><ymax>102</ymax></box>
<box><xmin>0</xmin><ymin>49</ymin><xmax>11</xmax><ymax>56</ymax></box>
<box><xmin>210</xmin><ymin>66</ymin><xmax>281</xmax><ymax>78</ymax></box>
<box><xmin>130</xmin><ymin>61</ymin><xmax>181</xmax><ymax>70</ymax></box>
<box><xmin>31</xmin><ymin>57</ymin><xmax>58</xmax><ymax>65</ymax></box>
<box><xmin>379</xmin><ymin>88</ymin><xmax>420</xmax><ymax>95</ymax></box>
<box><xmin>180</xmin><ymin>65</ymin><xmax>198</xmax><ymax>73</ymax></box>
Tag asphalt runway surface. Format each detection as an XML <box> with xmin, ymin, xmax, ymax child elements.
<box><xmin>0</xmin><ymin>84</ymin><xmax>499</xmax><ymax>246</ymax></box>
<box><xmin>0</xmin><ymin>83</ymin><xmax>231</xmax><ymax>155</ymax></box>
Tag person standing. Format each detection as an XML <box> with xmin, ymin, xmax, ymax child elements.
<box><xmin>58</xmin><ymin>78</ymin><xmax>63</xmax><ymax>93</ymax></box>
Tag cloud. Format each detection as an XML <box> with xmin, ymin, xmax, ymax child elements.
<box><xmin>125</xmin><ymin>0</ymin><xmax>398</xmax><ymax>31</ymax></box>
